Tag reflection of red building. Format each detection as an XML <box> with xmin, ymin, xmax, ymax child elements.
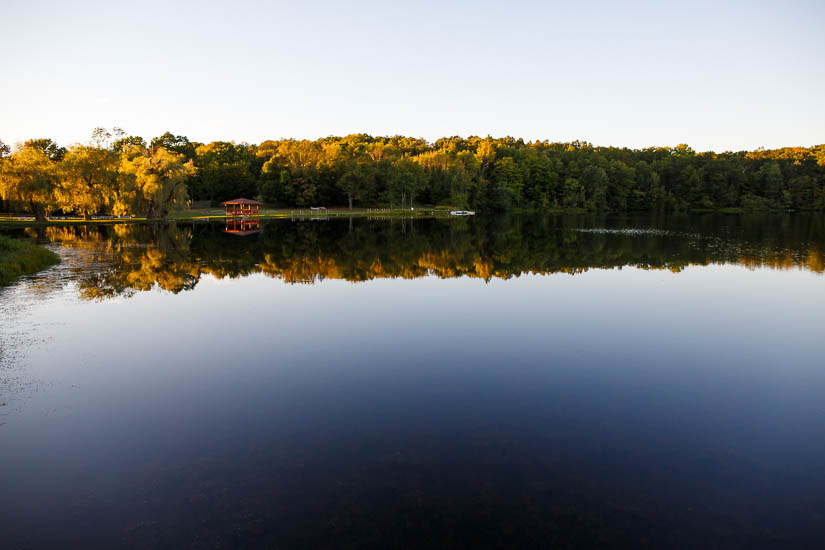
<box><xmin>220</xmin><ymin>198</ymin><xmax>263</xmax><ymax>217</ymax></box>
<box><xmin>224</xmin><ymin>218</ymin><xmax>261</xmax><ymax>236</ymax></box>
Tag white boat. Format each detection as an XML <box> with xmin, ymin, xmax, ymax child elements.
<box><xmin>449</xmin><ymin>210</ymin><xmax>475</xmax><ymax>216</ymax></box>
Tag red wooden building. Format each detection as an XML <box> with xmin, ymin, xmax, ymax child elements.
<box><xmin>221</xmin><ymin>198</ymin><xmax>263</xmax><ymax>217</ymax></box>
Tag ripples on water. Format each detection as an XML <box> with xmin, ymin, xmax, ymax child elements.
<box><xmin>574</xmin><ymin>227</ymin><xmax>682</xmax><ymax>236</ymax></box>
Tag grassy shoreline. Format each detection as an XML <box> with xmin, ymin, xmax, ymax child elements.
<box><xmin>0</xmin><ymin>235</ymin><xmax>61</xmax><ymax>286</ymax></box>
<box><xmin>170</xmin><ymin>206</ymin><xmax>459</xmax><ymax>221</ymax></box>
<box><xmin>0</xmin><ymin>205</ymin><xmax>803</xmax><ymax>228</ymax></box>
<box><xmin>0</xmin><ymin>206</ymin><xmax>460</xmax><ymax>226</ymax></box>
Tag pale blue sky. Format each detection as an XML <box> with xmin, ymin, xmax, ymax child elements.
<box><xmin>1</xmin><ymin>0</ymin><xmax>823</xmax><ymax>152</ymax></box>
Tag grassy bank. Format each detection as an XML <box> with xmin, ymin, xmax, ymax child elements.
<box><xmin>0</xmin><ymin>234</ymin><xmax>61</xmax><ymax>286</ymax></box>
<box><xmin>1</xmin><ymin>205</ymin><xmax>801</xmax><ymax>228</ymax></box>
<box><xmin>169</xmin><ymin>206</ymin><xmax>459</xmax><ymax>221</ymax></box>
<box><xmin>0</xmin><ymin>207</ymin><xmax>459</xmax><ymax>226</ymax></box>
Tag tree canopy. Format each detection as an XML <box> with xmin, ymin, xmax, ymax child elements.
<box><xmin>2</xmin><ymin>130</ymin><xmax>824</xmax><ymax>218</ymax></box>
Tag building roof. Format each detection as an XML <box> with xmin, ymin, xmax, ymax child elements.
<box><xmin>220</xmin><ymin>198</ymin><xmax>263</xmax><ymax>205</ymax></box>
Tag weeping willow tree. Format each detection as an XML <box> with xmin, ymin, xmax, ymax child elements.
<box><xmin>0</xmin><ymin>144</ymin><xmax>59</xmax><ymax>220</ymax></box>
<box><xmin>57</xmin><ymin>144</ymin><xmax>119</xmax><ymax>220</ymax></box>
<box><xmin>117</xmin><ymin>146</ymin><xmax>196</xmax><ymax>218</ymax></box>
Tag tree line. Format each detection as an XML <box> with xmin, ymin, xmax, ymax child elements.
<box><xmin>2</xmin><ymin>129</ymin><xmax>824</xmax><ymax>219</ymax></box>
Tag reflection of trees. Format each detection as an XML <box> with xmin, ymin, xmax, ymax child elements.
<box><xmin>26</xmin><ymin>213</ymin><xmax>825</xmax><ymax>300</ymax></box>
<box><xmin>32</xmin><ymin>223</ymin><xmax>199</xmax><ymax>299</ymax></box>
<box><xmin>80</xmin><ymin>224</ymin><xmax>198</xmax><ymax>299</ymax></box>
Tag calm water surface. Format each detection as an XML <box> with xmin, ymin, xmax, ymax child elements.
<box><xmin>1</xmin><ymin>214</ymin><xmax>824</xmax><ymax>549</ymax></box>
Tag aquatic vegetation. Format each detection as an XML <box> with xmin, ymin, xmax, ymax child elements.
<box><xmin>0</xmin><ymin>234</ymin><xmax>60</xmax><ymax>285</ymax></box>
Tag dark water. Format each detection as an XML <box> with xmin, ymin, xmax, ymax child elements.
<box><xmin>1</xmin><ymin>213</ymin><xmax>824</xmax><ymax>549</ymax></box>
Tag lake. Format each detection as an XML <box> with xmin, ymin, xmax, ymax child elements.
<box><xmin>1</xmin><ymin>213</ymin><xmax>824</xmax><ymax>549</ymax></box>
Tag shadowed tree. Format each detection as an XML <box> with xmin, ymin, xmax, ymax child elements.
<box><xmin>333</xmin><ymin>149</ymin><xmax>374</xmax><ymax>210</ymax></box>
<box><xmin>388</xmin><ymin>156</ymin><xmax>426</xmax><ymax>208</ymax></box>
<box><xmin>492</xmin><ymin>157</ymin><xmax>524</xmax><ymax>207</ymax></box>
<box><xmin>757</xmin><ymin>161</ymin><xmax>784</xmax><ymax>203</ymax></box>
<box><xmin>581</xmin><ymin>165</ymin><xmax>608</xmax><ymax>210</ymax></box>
<box><xmin>150</xmin><ymin>132</ymin><xmax>197</xmax><ymax>160</ymax></box>
<box><xmin>112</xmin><ymin>135</ymin><xmax>147</xmax><ymax>153</ymax></box>
<box><xmin>23</xmin><ymin>138</ymin><xmax>66</xmax><ymax>162</ymax></box>
<box><xmin>192</xmin><ymin>141</ymin><xmax>257</xmax><ymax>202</ymax></box>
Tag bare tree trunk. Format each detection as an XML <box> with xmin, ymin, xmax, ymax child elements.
<box><xmin>147</xmin><ymin>202</ymin><xmax>158</xmax><ymax>220</ymax></box>
<box><xmin>31</xmin><ymin>200</ymin><xmax>46</xmax><ymax>222</ymax></box>
<box><xmin>348</xmin><ymin>193</ymin><xmax>353</xmax><ymax>211</ymax></box>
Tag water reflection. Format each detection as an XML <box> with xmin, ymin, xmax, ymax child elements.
<box><xmin>13</xmin><ymin>213</ymin><xmax>825</xmax><ymax>300</ymax></box>
<box><xmin>2</xmin><ymin>214</ymin><xmax>825</xmax><ymax>549</ymax></box>
<box><xmin>224</xmin><ymin>218</ymin><xmax>261</xmax><ymax>236</ymax></box>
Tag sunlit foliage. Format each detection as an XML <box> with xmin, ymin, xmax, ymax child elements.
<box><xmin>117</xmin><ymin>147</ymin><xmax>195</xmax><ymax>218</ymax></box>
<box><xmin>58</xmin><ymin>144</ymin><xmax>119</xmax><ymax>219</ymax></box>
<box><xmin>0</xmin><ymin>143</ymin><xmax>60</xmax><ymax>220</ymax></box>
<box><xmin>1</xmin><ymin>129</ymin><xmax>824</xmax><ymax>217</ymax></box>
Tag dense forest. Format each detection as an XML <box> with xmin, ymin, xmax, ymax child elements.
<box><xmin>2</xmin><ymin>129</ymin><xmax>824</xmax><ymax>219</ymax></box>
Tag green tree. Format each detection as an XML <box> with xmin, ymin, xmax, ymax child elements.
<box><xmin>606</xmin><ymin>160</ymin><xmax>635</xmax><ymax>210</ymax></box>
<box><xmin>388</xmin><ymin>156</ymin><xmax>427</xmax><ymax>208</ymax></box>
<box><xmin>192</xmin><ymin>142</ymin><xmax>256</xmax><ymax>203</ymax></box>
<box><xmin>336</xmin><ymin>158</ymin><xmax>373</xmax><ymax>210</ymax></box>
<box><xmin>112</xmin><ymin>135</ymin><xmax>147</xmax><ymax>153</ymax></box>
<box><xmin>491</xmin><ymin>157</ymin><xmax>524</xmax><ymax>208</ymax></box>
<box><xmin>581</xmin><ymin>165</ymin><xmax>608</xmax><ymax>210</ymax></box>
<box><xmin>150</xmin><ymin>132</ymin><xmax>197</xmax><ymax>160</ymax></box>
<box><xmin>757</xmin><ymin>161</ymin><xmax>783</xmax><ymax>202</ymax></box>
<box><xmin>260</xmin><ymin>165</ymin><xmax>295</xmax><ymax>204</ymax></box>
<box><xmin>448</xmin><ymin>150</ymin><xmax>480</xmax><ymax>207</ymax></box>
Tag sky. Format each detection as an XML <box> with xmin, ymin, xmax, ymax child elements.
<box><xmin>1</xmin><ymin>0</ymin><xmax>823</xmax><ymax>152</ymax></box>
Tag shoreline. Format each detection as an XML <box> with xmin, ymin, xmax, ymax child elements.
<box><xmin>0</xmin><ymin>205</ymin><xmax>805</xmax><ymax>227</ymax></box>
<box><xmin>0</xmin><ymin>235</ymin><xmax>61</xmax><ymax>286</ymax></box>
<box><xmin>0</xmin><ymin>207</ymin><xmax>460</xmax><ymax>226</ymax></box>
